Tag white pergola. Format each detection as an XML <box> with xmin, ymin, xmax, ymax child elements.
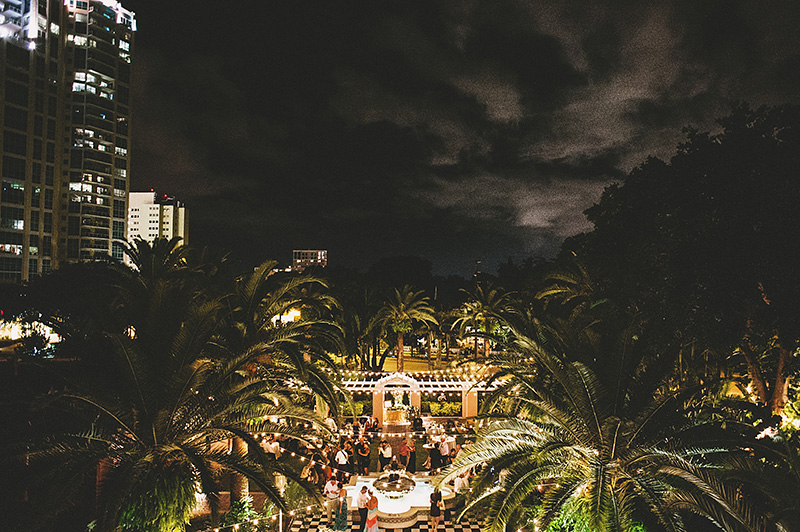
<box><xmin>342</xmin><ymin>372</ymin><xmax>494</xmax><ymax>426</ymax></box>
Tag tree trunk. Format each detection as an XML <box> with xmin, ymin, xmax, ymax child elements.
<box><xmin>230</xmin><ymin>437</ymin><xmax>249</xmax><ymax>502</ymax></box>
<box><xmin>372</xmin><ymin>338</ymin><xmax>379</xmax><ymax>369</ymax></box>
<box><xmin>426</xmin><ymin>333</ymin><xmax>433</xmax><ymax>370</ymax></box>
<box><xmin>377</xmin><ymin>345</ymin><xmax>392</xmax><ymax>371</ymax></box>
<box><xmin>397</xmin><ymin>333</ymin><xmax>405</xmax><ymax>372</ymax></box>
<box><xmin>360</xmin><ymin>341</ymin><xmax>369</xmax><ymax>370</ymax></box>
<box><xmin>96</xmin><ymin>458</ymin><xmax>112</xmax><ymax>516</ymax></box>
<box><xmin>740</xmin><ymin>339</ymin><xmax>793</xmax><ymax>415</ymax></box>
<box><xmin>740</xmin><ymin>341</ymin><xmax>770</xmax><ymax>406</ymax></box>
<box><xmin>769</xmin><ymin>342</ymin><xmax>792</xmax><ymax>414</ymax></box>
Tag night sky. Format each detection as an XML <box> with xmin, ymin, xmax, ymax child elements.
<box><xmin>123</xmin><ymin>0</ymin><xmax>800</xmax><ymax>276</ymax></box>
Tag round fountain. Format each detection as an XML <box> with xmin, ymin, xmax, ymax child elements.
<box><xmin>372</xmin><ymin>469</ymin><xmax>416</xmax><ymax>498</ymax></box>
<box><xmin>344</xmin><ymin>476</ymin><xmax>452</xmax><ymax>530</ymax></box>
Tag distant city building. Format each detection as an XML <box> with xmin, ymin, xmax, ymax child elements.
<box><xmin>292</xmin><ymin>249</ymin><xmax>327</xmax><ymax>272</ymax></box>
<box><xmin>64</xmin><ymin>0</ymin><xmax>136</xmax><ymax>264</ymax></box>
<box><xmin>127</xmin><ymin>191</ymin><xmax>188</xmax><ymax>245</ymax></box>
<box><xmin>0</xmin><ymin>0</ymin><xmax>136</xmax><ymax>282</ymax></box>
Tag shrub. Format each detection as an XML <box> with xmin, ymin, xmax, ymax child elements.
<box><xmin>429</xmin><ymin>401</ymin><xmax>461</xmax><ymax>416</ymax></box>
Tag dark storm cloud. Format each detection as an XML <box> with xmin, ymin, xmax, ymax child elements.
<box><xmin>125</xmin><ymin>0</ymin><xmax>800</xmax><ymax>275</ymax></box>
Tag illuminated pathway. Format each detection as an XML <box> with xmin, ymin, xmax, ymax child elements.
<box><xmin>288</xmin><ymin>512</ymin><xmax>482</xmax><ymax>532</ymax></box>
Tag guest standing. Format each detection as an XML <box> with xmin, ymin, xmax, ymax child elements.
<box><xmin>334</xmin><ymin>445</ymin><xmax>349</xmax><ymax>482</ymax></box>
<box><xmin>430</xmin><ymin>489</ymin><xmax>443</xmax><ymax>532</ymax></box>
<box><xmin>356</xmin><ymin>437</ymin><xmax>370</xmax><ymax>475</ymax></box>
<box><xmin>378</xmin><ymin>440</ymin><xmax>392</xmax><ymax>471</ymax></box>
<box><xmin>324</xmin><ymin>477</ymin><xmax>340</xmax><ymax>523</ymax></box>
<box><xmin>398</xmin><ymin>438</ymin><xmax>410</xmax><ymax>468</ymax></box>
<box><xmin>454</xmin><ymin>473</ymin><xmax>469</xmax><ymax>493</ymax></box>
<box><xmin>428</xmin><ymin>441</ymin><xmax>441</xmax><ymax>473</ymax></box>
<box><xmin>407</xmin><ymin>437</ymin><xmax>417</xmax><ymax>473</ymax></box>
<box><xmin>366</xmin><ymin>490</ymin><xmax>379</xmax><ymax>532</ymax></box>
<box><xmin>356</xmin><ymin>485</ymin><xmax>370</xmax><ymax>532</ymax></box>
<box><xmin>333</xmin><ymin>482</ymin><xmax>349</xmax><ymax>532</ymax></box>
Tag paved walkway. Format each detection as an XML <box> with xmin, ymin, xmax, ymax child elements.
<box><xmin>288</xmin><ymin>513</ymin><xmax>482</xmax><ymax>532</ymax></box>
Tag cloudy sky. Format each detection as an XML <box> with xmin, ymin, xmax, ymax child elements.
<box><xmin>123</xmin><ymin>0</ymin><xmax>800</xmax><ymax>276</ymax></box>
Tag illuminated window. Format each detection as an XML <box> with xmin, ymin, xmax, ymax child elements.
<box><xmin>1</xmin><ymin>206</ymin><xmax>25</xmax><ymax>230</ymax></box>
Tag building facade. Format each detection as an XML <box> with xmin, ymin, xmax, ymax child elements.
<box><xmin>127</xmin><ymin>191</ymin><xmax>188</xmax><ymax>246</ymax></box>
<box><xmin>0</xmin><ymin>0</ymin><xmax>135</xmax><ymax>282</ymax></box>
<box><xmin>64</xmin><ymin>0</ymin><xmax>135</xmax><ymax>263</ymax></box>
<box><xmin>292</xmin><ymin>249</ymin><xmax>327</xmax><ymax>272</ymax></box>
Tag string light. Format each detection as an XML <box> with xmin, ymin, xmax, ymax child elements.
<box><xmin>197</xmin><ymin>448</ymin><xmax>482</xmax><ymax>532</ymax></box>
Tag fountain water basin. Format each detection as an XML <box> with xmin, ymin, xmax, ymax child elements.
<box><xmin>372</xmin><ymin>470</ymin><xmax>416</xmax><ymax>498</ymax></box>
<box><xmin>345</xmin><ymin>477</ymin><xmax>451</xmax><ymax>522</ymax></box>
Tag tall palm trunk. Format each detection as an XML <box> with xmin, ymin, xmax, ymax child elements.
<box><xmin>230</xmin><ymin>437</ymin><xmax>249</xmax><ymax>502</ymax></box>
<box><xmin>426</xmin><ymin>333</ymin><xmax>433</xmax><ymax>370</ymax></box>
<box><xmin>397</xmin><ymin>333</ymin><xmax>405</xmax><ymax>372</ymax></box>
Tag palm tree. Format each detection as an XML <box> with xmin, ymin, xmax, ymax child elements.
<box><xmin>15</xmin><ymin>294</ymin><xmax>334</xmax><ymax>532</ymax></box>
<box><xmin>226</xmin><ymin>260</ymin><xmax>345</xmax><ymax>416</ymax></box>
<box><xmin>429</xmin><ymin>307</ymin><xmax>458</xmax><ymax>370</ymax></box>
<box><xmin>452</xmin><ymin>283</ymin><xmax>517</xmax><ymax>359</ymax></box>
<box><xmin>334</xmin><ymin>283</ymin><xmax>383</xmax><ymax>370</ymax></box>
<box><xmin>224</xmin><ymin>260</ymin><xmax>346</xmax><ymax>500</ymax></box>
<box><xmin>13</xmin><ymin>243</ymin><xmax>338</xmax><ymax>531</ymax></box>
<box><xmin>371</xmin><ymin>285</ymin><xmax>438</xmax><ymax>372</ymax></box>
<box><xmin>436</xmin><ymin>328</ymin><xmax>776</xmax><ymax>532</ymax></box>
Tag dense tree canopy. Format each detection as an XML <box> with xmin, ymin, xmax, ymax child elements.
<box><xmin>568</xmin><ymin>104</ymin><xmax>800</xmax><ymax>411</ymax></box>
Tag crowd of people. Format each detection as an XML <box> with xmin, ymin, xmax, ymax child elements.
<box><xmin>259</xmin><ymin>416</ymin><xmax>476</xmax><ymax>531</ymax></box>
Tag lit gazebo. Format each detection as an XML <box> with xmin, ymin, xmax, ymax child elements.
<box><xmin>342</xmin><ymin>372</ymin><xmax>483</xmax><ymax>428</ymax></box>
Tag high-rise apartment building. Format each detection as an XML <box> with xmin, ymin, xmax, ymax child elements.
<box><xmin>1</xmin><ymin>0</ymin><xmax>70</xmax><ymax>281</ymax></box>
<box><xmin>0</xmin><ymin>0</ymin><xmax>135</xmax><ymax>282</ymax></box>
<box><xmin>127</xmin><ymin>191</ymin><xmax>188</xmax><ymax>245</ymax></box>
<box><xmin>64</xmin><ymin>0</ymin><xmax>135</xmax><ymax>263</ymax></box>
<box><xmin>292</xmin><ymin>249</ymin><xmax>327</xmax><ymax>272</ymax></box>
